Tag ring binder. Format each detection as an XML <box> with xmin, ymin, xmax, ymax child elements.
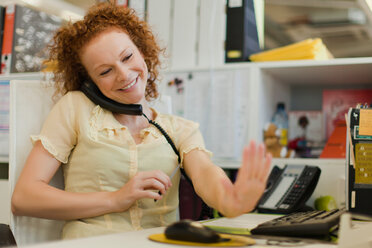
<box><xmin>225</xmin><ymin>0</ymin><xmax>260</xmax><ymax>62</ymax></box>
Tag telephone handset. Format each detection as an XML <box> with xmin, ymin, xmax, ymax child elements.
<box><xmin>257</xmin><ymin>164</ymin><xmax>321</xmax><ymax>214</ymax></box>
<box><xmin>80</xmin><ymin>80</ymin><xmax>143</xmax><ymax>115</ymax></box>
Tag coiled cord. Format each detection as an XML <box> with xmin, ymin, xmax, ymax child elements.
<box><xmin>143</xmin><ymin>113</ymin><xmax>181</xmax><ymax>164</ymax></box>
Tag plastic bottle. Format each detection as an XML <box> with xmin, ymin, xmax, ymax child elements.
<box><xmin>272</xmin><ymin>102</ymin><xmax>288</xmax><ymax>146</ymax></box>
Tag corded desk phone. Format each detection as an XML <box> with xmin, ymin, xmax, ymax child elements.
<box><xmin>256</xmin><ymin>164</ymin><xmax>321</xmax><ymax>214</ymax></box>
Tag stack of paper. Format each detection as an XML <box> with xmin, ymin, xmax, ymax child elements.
<box><xmin>249</xmin><ymin>38</ymin><xmax>333</xmax><ymax>62</ymax></box>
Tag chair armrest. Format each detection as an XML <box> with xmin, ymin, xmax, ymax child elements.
<box><xmin>0</xmin><ymin>224</ymin><xmax>17</xmax><ymax>247</ymax></box>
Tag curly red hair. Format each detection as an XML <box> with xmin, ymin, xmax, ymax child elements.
<box><xmin>47</xmin><ymin>2</ymin><xmax>163</xmax><ymax>101</ymax></box>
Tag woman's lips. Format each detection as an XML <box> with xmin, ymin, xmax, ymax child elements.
<box><xmin>120</xmin><ymin>77</ymin><xmax>138</xmax><ymax>91</ymax></box>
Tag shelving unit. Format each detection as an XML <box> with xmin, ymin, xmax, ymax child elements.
<box><xmin>253</xmin><ymin>57</ymin><xmax>372</xmax><ymax>141</ymax></box>
<box><xmin>164</xmin><ymin>57</ymin><xmax>372</xmax><ymax>209</ymax></box>
<box><xmin>162</xmin><ymin>57</ymin><xmax>372</xmax><ymax>165</ymax></box>
<box><xmin>1</xmin><ymin>58</ymin><xmax>371</xmax><ymax>211</ymax></box>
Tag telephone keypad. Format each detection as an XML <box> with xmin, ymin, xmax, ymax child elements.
<box><xmin>280</xmin><ymin>167</ymin><xmax>319</xmax><ymax>210</ymax></box>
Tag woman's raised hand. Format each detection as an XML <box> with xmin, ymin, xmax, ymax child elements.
<box><xmin>219</xmin><ymin>140</ymin><xmax>272</xmax><ymax>217</ymax></box>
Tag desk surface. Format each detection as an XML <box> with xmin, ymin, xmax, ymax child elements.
<box><xmin>22</xmin><ymin>214</ymin><xmax>337</xmax><ymax>248</ymax></box>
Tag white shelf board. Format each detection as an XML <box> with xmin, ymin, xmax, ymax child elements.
<box><xmin>213</xmin><ymin>158</ymin><xmax>345</xmax><ymax>169</ymax></box>
<box><xmin>259</xmin><ymin>57</ymin><xmax>372</xmax><ymax>85</ymax></box>
<box><xmin>272</xmin><ymin>158</ymin><xmax>346</xmax><ymax>167</ymax></box>
<box><xmin>165</xmin><ymin>57</ymin><xmax>372</xmax><ymax>75</ymax></box>
<box><xmin>163</xmin><ymin>62</ymin><xmax>253</xmax><ymax>74</ymax></box>
<box><xmin>0</xmin><ymin>156</ymin><xmax>9</xmax><ymax>164</ymax></box>
<box><xmin>257</xmin><ymin>57</ymin><xmax>372</xmax><ymax>69</ymax></box>
<box><xmin>212</xmin><ymin>158</ymin><xmax>242</xmax><ymax>169</ymax></box>
<box><xmin>0</xmin><ymin>72</ymin><xmax>44</xmax><ymax>81</ymax></box>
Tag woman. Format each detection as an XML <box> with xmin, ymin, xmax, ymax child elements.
<box><xmin>11</xmin><ymin>2</ymin><xmax>272</xmax><ymax>239</ymax></box>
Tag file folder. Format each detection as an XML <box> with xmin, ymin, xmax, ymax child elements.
<box><xmin>225</xmin><ymin>0</ymin><xmax>260</xmax><ymax>62</ymax></box>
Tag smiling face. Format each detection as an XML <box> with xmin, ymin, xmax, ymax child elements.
<box><xmin>80</xmin><ymin>27</ymin><xmax>148</xmax><ymax>105</ymax></box>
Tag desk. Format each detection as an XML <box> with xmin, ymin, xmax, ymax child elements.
<box><xmin>22</xmin><ymin>214</ymin><xmax>337</xmax><ymax>248</ymax></box>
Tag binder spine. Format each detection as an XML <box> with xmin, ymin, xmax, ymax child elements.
<box><xmin>0</xmin><ymin>6</ymin><xmax>5</xmax><ymax>66</ymax></box>
<box><xmin>1</xmin><ymin>4</ymin><xmax>15</xmax><ymax>74</ymax></box>
<box><xmin>225</xmin><ymin>0</ymin><xmax>260</xmax><ymax>63</ymax></box>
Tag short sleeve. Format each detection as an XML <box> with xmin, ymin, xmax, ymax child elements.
<box><xmin>171</xmin><ymin>116</ymin><xmax>212</xmax><ymax>166</ymax></box>
<box><xmin>30</xmin><ymin>92</ymin><xmax>78</xmax><ymax>163</ymax></box>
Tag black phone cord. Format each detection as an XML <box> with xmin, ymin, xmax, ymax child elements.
<box><xmin>143</xmin><ymin>113</ymin><xmax>214</xmax><ymax>220</ymax></box>
<box><xmin>143</xmin><ymin>113</ymin><xmax>180</xmax><ymax>164</ymax></box>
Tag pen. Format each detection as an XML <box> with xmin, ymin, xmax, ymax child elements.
<box><xmin>154</xmin><ymin>164</ymin><xmax>180</xmax><ymax>202</ymax></box>
<box><xmin>169</xmin><ymin>164</ymin><xmax>181</xmax><ymax>180</ymax></box>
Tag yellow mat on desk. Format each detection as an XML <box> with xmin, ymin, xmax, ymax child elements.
<box><xmin>148</xmin><ymin>233</ymin><xmax>255</xmax><ymax>246</ymax></box>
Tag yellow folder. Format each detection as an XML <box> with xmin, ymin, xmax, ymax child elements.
<box><xmin>250</xmin><ymin>38</ymin><xmax>333</xmax><ymax>62</ymax></box>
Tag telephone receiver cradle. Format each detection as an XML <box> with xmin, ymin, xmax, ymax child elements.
<box><xmin>80</xmin><ymin>80</ymin><xmax>143</xmax><ymax>115</ymax></box>
<box><xmin>257</xmin><ymin>164</ymin><xmax>321</xmax><ymax>214</ymax></box>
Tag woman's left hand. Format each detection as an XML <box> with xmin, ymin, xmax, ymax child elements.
<box><xmin>218</xmin><ymin>140</ymin><xmax>272</xmax><ymax>218</ymax></box>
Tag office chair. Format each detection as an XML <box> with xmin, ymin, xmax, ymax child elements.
<box><xmin>8</xmin><ymin>80</ymin><xmax>65</xmax><ymax>245</ymax></box>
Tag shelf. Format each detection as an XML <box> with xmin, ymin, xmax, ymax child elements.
<box><xmin>257</xmin><ymin>57</ymin><xmax>372</xmax><ymax>69</ymax></box>
<box><xmin>213</xmin><ymin>158</ymin><xmax>345</xmax><ymax>169</ymax></box>
<box><xmin>0</xmin><ymin>156</ymin><xmax>9</xmax><ymax>164</ymax></box>
<box><xmin>272</xmin><ymin>158</ymin><xmax>346</xmax><ymax>167</ymax></box>
<box><xmin>0</xmin><ymin>72</ymin><xmax>45</xmax><ymax>81</ymax></box>
<box><xmin>169</xmin><ymin>57</ymin><xmax>372</xmax><ymax>80</ymax></box>
<box><xmin>258</xmin><ymin>57</ymin><xmax>372</xmax><ymax>86</ymax></box>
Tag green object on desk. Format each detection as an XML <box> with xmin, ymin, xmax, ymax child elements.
<box><xmin>204</xmin><ymin>225</ymin><xmax>251</xmax><ymax>235</ymax></box>
<box><xmin>314</xmin><ymin>195</ymin><xmax>337</xmax><ymax>211</ymax></box>
<box><xmin>213</xmin><ymin>209</ymin><xmax>221</xmax><ymax>219</ymax></box>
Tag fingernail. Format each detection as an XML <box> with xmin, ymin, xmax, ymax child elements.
<box><xmin>154</xmin><ymin>191</ymin><xmax>162</xmax><ymax>202</ymax></box>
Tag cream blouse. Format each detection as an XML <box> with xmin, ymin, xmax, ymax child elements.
<box><xmin>30</xmin><ymin>91</ymin><xmax>211</xmax><ymax>239</ymax></box>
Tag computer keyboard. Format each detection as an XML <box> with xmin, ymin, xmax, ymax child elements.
<box><xmin>250</xmin><ymin>209</ymin><xmax>345</xmax><ymax>237</ymax></box>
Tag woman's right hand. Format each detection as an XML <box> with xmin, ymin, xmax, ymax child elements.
<box><xmin>111</xmin><ymin>170</ymin><xmax>172</xmax><ymax>212</ymax></box>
